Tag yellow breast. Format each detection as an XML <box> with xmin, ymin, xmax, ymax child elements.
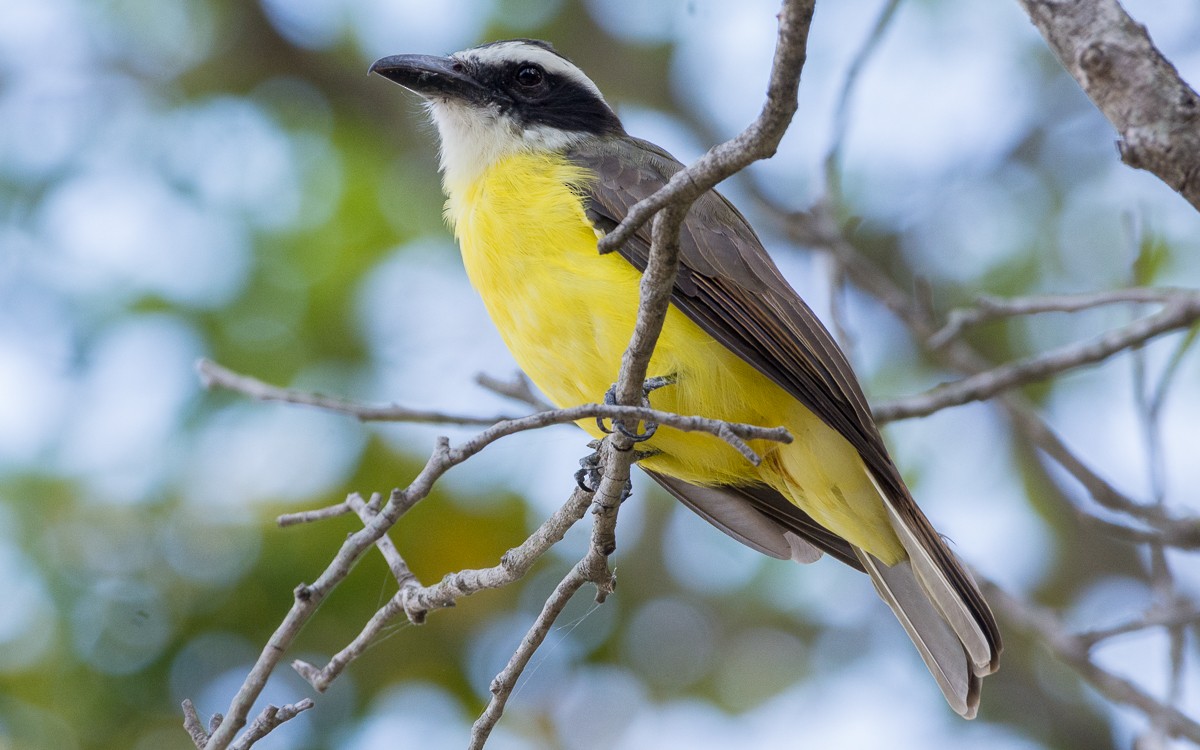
<box><xmin>442</xmin><ymin>150</ymin><xmax>902</xmax><ymax>561</ymax></box>
<box><xmin>443</xmin><ymin>151</ymin><xmax>783</xmax><ymax>485</ymax></box>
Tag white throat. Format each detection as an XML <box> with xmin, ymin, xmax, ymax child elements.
<box><xmin>429</xmin><ymin>99</ymin><xmax>588</xmax><ymax>193</ymax></box>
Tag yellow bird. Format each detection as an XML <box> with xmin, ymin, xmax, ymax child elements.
<box><xmin>371</xmin><ymin>39</ymin><xmax>1000</xmax><ymax>717</ymax></box>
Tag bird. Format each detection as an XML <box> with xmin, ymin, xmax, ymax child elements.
<box><xmin>369</xmin><ymin>38</ymin><xmax>1001</xmax><ymax>718</ymax></box>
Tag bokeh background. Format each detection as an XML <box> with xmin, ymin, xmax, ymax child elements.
<box><xmin>2</xmin><ymin>0</ymin><xmax>1199</xmax><ymax>748</ymax></box>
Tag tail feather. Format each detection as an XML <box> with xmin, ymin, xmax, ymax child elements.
<box><xmin>881</xmin><ymin>500</ymin><xmax>994</xmax><ymax>673</ymax></box>
<box><xmin>863</xmin><ymin>471</ymin><xmax>1001</xmax><ymax>717</ymax></box>
<box><xmin>857</xmin><ymin>553</ymin><xmax>981</xmax><ymax>718</ymax></box>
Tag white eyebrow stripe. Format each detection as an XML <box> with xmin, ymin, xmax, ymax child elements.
<box><xmin>458</xmin><ymin>42</ymin><xmax>607</xmax><ymax>103</ymax></box>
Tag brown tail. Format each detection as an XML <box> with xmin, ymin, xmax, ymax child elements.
<box><xmin>864</xmin><ymin>471</ymin><xmax>1002</xmax><ymax>718</ymax></box>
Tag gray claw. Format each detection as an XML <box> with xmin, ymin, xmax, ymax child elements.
<box><xmin>596</xmin><ymin>375</ymin><xmax>677</xmax><ymax>442</ymax></box>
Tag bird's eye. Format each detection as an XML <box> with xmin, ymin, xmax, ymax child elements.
<box><xmin>515</xmin><ymin>65</ymin><xmax>544</xmax><ymax>88</ymax></box>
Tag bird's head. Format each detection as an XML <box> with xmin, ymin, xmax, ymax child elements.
<box><xmin>371</xmin><ymin>39</ymin><xmax>624</xmax><ymax>188</ymax></box>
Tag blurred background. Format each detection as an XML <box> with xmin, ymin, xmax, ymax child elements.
<box><xmin>2</xmin><ymin>0</ymin><xmax>1199</xmax><ymax>748</ymax></box>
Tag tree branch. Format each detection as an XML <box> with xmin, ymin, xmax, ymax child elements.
<box><xmin>1017</xmin><ymin>0</ymin><xmax>1200</xmax><ymax>212</ymax></box>
<box><xmin>467</xmin><ymin>553</ymin><xmax>596</xmax><ymax>749</ymax></box>
<box><xmin>594</xmin><ymin>0</ymin><xmax>814</xmax><ymax>257</ymax></box>
<box><xmin>928</xmin><ymin>287</ymin><xmax>1198</xmax><ymax>349</ymax></box>
<box><xmin>193</xmin><ymin>4</ymin><xmax>818</xmax><ymax>744</ymax></box>
<box><xmin>200</xmin><ymin>358</ymin><xmax>791</xmax><ymax>465</ymax></box>
<box><xmin>474</xmin><ymin>371</ymin><xmax>553</xmax><ymax>411</ymax></box>
<box><xmin>982</xmin><ymin>581</ymin><xmax>1200</xmax><ymax>744</ymax></box>
<box><xmin>199</xmin><ymin>402</ymin><xmax>650</xmax><ymax>748</ymax></box>
<box><xmin>778</xmin><ymin>201</ymin><xmax>1200</xmax><ymax>740</ymax></box>
<box><xmin>1076</xmin><ymin>602</ymin><xmax>1200</xmax><ymax>647</ymax></box>
<box><xmin>783</xmin><ymin>203</ymin><xmax>1190</xmax><ymax>530</ymax></box>
<box><xmin>291</xmin><ymin>487</ymin><xmax>594</xmax><ymax>693</ymax></box>
<box><xmin>198</xmin><ymin>358</ymin><xmax>519</xmax><ymax>426</ymax></box>
<box><xmin>874</xmin><ymin>291</ymin><xmax>1200</xmax><ymax>421</ymax></box>
<box><xmin>1089</xmin><ymin>515</ymin><xmax>1200</xmax><ymax>549</ymax></box>
<box><xmin>228</xmin><ymin>701</ymin><xmax>316</xmax><ymax>750</ymax></box>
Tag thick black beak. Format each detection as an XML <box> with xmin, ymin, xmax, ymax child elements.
<box><xmin>369</xmin><ymin>54</ymin><xmax>486</xmax><ymax>103</ymax></box>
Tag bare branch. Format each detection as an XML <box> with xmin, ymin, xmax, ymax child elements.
<box><xmin>276</xmin><ymin>499</ymin><xmax>357</xmax><ymax>528</ymax></box>
<box><xmin>997</xmin><ymin>396</ymin><xmax>1155</xmax><ymax>523</ymax></box>
<box><xmin>464</xmin><ymin>481</ymin><xmax>626</xmax><ymax>749</ymax></box>
<box><xmin>200</xmin><ymin>407</ymin><xmax>613</xmax><ymax>748</ymax></box>
<box><xmin>875</xmin><ymin>292</ymin><xmax>1200</xmax><ymax>421</ymax></box>
<box><xmin>593</xmin><ymin>0</ymin><xmax>814</xmax><ymax>553</ymax></box>
<box><xmin>196</xmin><ymin>318</ymin><xmax>793</xmax><ymax>748</ymax></box>
<box><xmin>183</xmin><ymin>700</ymin><xmax>210</xmax><ymax>750</ymax></box>
<box><xmin>1131</xmin><ymin>313</ymin><xmax>1190</xmax><ymax>747</ymax></box>
<box><xmin>345</xmin><ymin>493</ymin><xmax>415</xmax><ymax>587</ymax></box>
<box><xmin>982</xmin><ymin>581</ymin><xmax>1200</xmax><ymax>744</ymax></box>
<box><xmin>781</xmin><ymin>199</ymin><xmax>1200</xmax><ymax>739</ymax></box>
<box><xmin>929</xmin><ymin>288</ymin><xmax>1197</xmax><ymax>349</ymax></box>
<box><xmin>229</xmin><ymin>701</ymin><xmax>315</xmax><ymax>750</ymax></box>
<box><xmin>1090</xmin><ymin>515</ymin><xmax>1200</xmax><ymax>549</ymax></box>
<box><xmin>594</xmin><ymin>0</ymin><xmax>815</xmax><ymax>256</ymax></box>
<box><xmin>200</xmin><ymin>358</ymin><xmax>790</xmax><ymax>464</ymax></box>
<box><xmin>462</xmin><ymin>3</ymin><xmax>818</xmax><ymax>744</ymax></box>
<box><xmin>405</xmin><ymin>488</ymin><xmax>595</xmax><ymax>619</ymax></box>
<box><xmin>293</xmin><ymin>488</ymin><xmax>594</xmax><ymax>693</ymax></box>
<box><xmin>474</xmin><ymin>371</ymin><xmax>554</xmax><ymax>411</ymax></box>
<box><xmin>468</xmin><ymin>564</ymin><xmax>593</xmax><ymax>749</ymax></box>
<box><xmin>823</xmin><ymin>0</ymin><xmax>902</xmax><ymax>197</ymax></box>
<box><xmin>198</xmin><ymin>358</ymin><xmax>518</xmax><ymax>426</ymax></box>
<box><xmin>1016</xmin><ymin>0</ymin><xmax>1200</xmax><ymax>212</ymax></box>
<box><xmin>788</xmin><ymin>204</ymin><xmax>1200</xmax><ymax>534</ymax></box>
<box><xmin>1077</xmin><ymin>602</ymin><xmax>1200</xmax><ymax>647</ymax></box>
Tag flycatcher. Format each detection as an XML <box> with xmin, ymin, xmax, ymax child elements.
<box><xmin>370</xmin><ymin>39</ymin><xmax>1000</xmax><ymax>718</ymax></box>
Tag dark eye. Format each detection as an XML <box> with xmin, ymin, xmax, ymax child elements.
<box><xmin>515</xmin><ymin>64</ymin><xmax>544</xmax><ymax>88</ymax></box>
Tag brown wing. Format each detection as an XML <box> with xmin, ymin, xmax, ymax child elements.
<box><xmin>568</xmin><ymin>137</ymin><xmax>900</xmax><ymax>496</ymax></box>
<box><xmin>645</xmin><ymin>471</ymin><xmax>863</xmax><ymax>571</ymax></box>
<box><xmin>566</xmin><ymin>136</ymin><xmax>1000</xmax><ymax>664</ymax></box>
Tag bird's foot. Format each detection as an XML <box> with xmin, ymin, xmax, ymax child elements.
<box><xmin>575</xmin><ymin>440</ymin><xmax>606</xmax><ymax>493</ymax></box>
<box><xmin>595</xmin><ymin>374</ymin><xmax>677</xmax><ymax>443</ymax></box>
<box><xmin>574</xmin><ymin>439</ymin><xmax>659</xmax><ymax>500</ymax></box>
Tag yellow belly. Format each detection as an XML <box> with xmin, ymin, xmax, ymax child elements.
<box><xmin>444</xmin><ymin>151</ymin><xmax>902</xmax><ymax>562</ymax></box>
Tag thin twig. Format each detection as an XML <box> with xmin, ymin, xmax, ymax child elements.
<box><xmin>1131</xmin><ymin>289</ymin><xmax>1186</xmax><ymax>747</ymax></box>
<box><xmin>199</xmin><ymin>405</ymin><xmax>631</xmax><ymax>748</ymax></box>
<box><xmin>183</xmin><ymin>700</ymin><xmax>210</xmax><ymax>749</ymax></box>
<box><xmin>982</xmin><ymin>581</ymin><xmax>1200</xmax><ymax>744</ymax></box>
<box><xmin>474</xmin><ymin>371</ymin><xmax>554</xmax><ymax>411</ymax></box>
<box><xmin>928</xmin><ymin>288</ymin><xmax>1198</xmax><ymax>349</ymax></box>
<box><xmin>228</xmin><ymin>701</ymin><xmax>315</xmax><ymax>750</ymax></box>
<box><xmin>795</xmin><ymin>204</ymin><xmax>1200</xmax><ymax>532</ymax></box>
<box><xmin>1076</xmin><ymin>603</ymin><xmax>1200</xmax><ymax>647</ymax></box>
<box><xmin>198</xmin><ymin>358</ymin><xmax>519</xmax><ymax>425</ymax></box>
<box><xmin>348</xmin><ymin>493</ymin><xmax>415</xmax><ymax>587</ymax></box>
<box><xmin>292</xmin><ymin>488</ymin><xmax>594</xmax><ymax>692</ymax></box>
<box><xmin>468</xmin><ymin>564</ymin><xmax>593</xmax><ymax>749</ymax></box>
<box><xmin>276</xmin><ymin>501</ymin><xmax>356</xmax><ymax>527</ymax></box>
<box><xmin>594</xmin><ymin>0</ymin><xmax>814</xmax><ymax>257</ymax></box>
<box><xmin>823</xmin><ymin>0</ymin><xmax>903</xmax><ymax>198</ymax></box>
<box><xmin>782</xmin><ymin>198</ymin><xmax>1200</xmax><ymax>742</ymax></box>
<box><xmin>200</xmin><ymin>358</ymin><xmax>790</xmax><ymax>464</ymax></box>
<box><xmin>1085</xmin><ymin>514</ymin><xmax>1200</xmax><ymax>550</ymax></box>
<box><xmin>875</xmin><ymin>294</ymin><xmax>1200</xmax><ymax>422</ymax></box>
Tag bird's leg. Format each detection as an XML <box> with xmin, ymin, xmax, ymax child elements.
<box><xmin>594</xmin><ymin>374</ymin><xmax>677</xmax><ymax>442</ymax></box>
<box><xmin>575</xmin><ymin>439</ymin><xmax>660</xmax><ymax>500</ymax></box>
